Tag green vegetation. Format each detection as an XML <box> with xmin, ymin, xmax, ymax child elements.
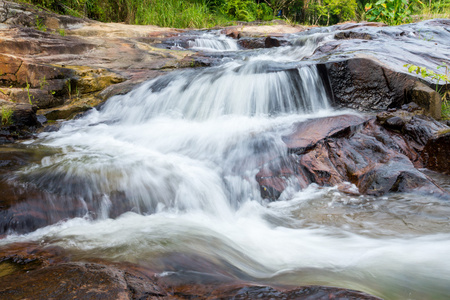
<box><xmin>405</xmin><ymin>62</ymin><xmax>450</xmax><ymax>120</ymax></box>
<box><xmin>304</xmin><ymin>0</ymin><xmax>357</xmax><ymax>25</ymax></box>
<box><xmin>24</xmin><ymin>78</ymin><xmax>34</xmax><ymax>105</ymax></box>
<box><xmin>35</xmin><ymin>15</ymin><xmax>47</xmax><ymax>31</ymax></box>
<box><xmin>365</xmin><ymin>0</ymin><xmax>424</xmax><ymax>25</ymax></box>
<box><xmin>39</xmin><ymin>76</ymin><xmax>48</xmax><ymax>90</ymax></box>
<box><xmin>1</xmin><ymin>107</ymin><xmax>14</xmax><ymax>126</ymax></box>
<box><xmin>16</xmin><ymin>0</ymin><xmax>450</xmax><ymax>27</ymax></box>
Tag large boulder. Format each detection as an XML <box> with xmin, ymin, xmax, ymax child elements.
<box><xmin>324</xmin><ymin>58</ymin><xmax>442</xmax><ymax>118</ymax></box>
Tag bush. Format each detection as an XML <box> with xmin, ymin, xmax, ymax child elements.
<box><xmin>365</xmin><ymin>0</ymin><xmax>424</xmax><ymax>25</ymax></box>
<box><xmin>306</xmin><ymin>0</ymin><xmax>357</xmax><ymax>25</ymax></box>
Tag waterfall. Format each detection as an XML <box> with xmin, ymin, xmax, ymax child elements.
<box><xmin>17</xmin><ymin>57</ymin><xmax>331</xmax><ymax>218</ymax></box>
<box><xmin>2</xmin><ymin>29</ymin><xmax>450</xmax><ymax>300</ymax></box>
<box><xmin>187</xmin><ymin>32</ymin><xmax>239</xmax><ymax>51</ymax></box>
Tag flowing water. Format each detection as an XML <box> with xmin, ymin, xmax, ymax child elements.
<box><xmin>2</xmin><ymin>28</ymin><xmax>450</xmax><ymax>299</ymax></box>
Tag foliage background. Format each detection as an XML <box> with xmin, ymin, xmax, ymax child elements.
<box><xmin>19</xmin><ymin>0</ymin><xmax>450</xmax><ymax>28</ymax></box>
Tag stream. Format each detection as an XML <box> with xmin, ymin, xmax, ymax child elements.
<box><xmin>1</xmin><ymin>21</ymin><xmax>450</xmax><ymax>299</ymax></box>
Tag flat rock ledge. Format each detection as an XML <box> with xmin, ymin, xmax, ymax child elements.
<box><xmin>0</xmin><ymin>243</ymin><xmax>382</xmax><ymax>300</ymax></box>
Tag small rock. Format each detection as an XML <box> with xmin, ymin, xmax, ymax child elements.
<box><xmin>222</xmin><ymin>29</ymin><xmax>240</xmax><ymax>39</ymax></box>
<box><xmin>265</xmin><ymin>36</ymin><xmax>281</xmax><ymax>48</ymax></box>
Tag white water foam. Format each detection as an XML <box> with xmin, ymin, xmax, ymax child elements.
<box><xmin>188</xmin><ymin>32</ymin><xmax>239</xmax><ymax>51</ymax></box>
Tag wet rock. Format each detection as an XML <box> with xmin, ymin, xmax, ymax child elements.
<box><xmin>177</xmin><ymin>55</ymin><xmax>214</xmax><ymax>68</ymax></box>
<box><xmin>0</xmin><ymin>243</ymin><xmax>382</xmax><ymax>300</ymax></box>
<box><xmin>66</xmin><ymin>65</ymin><xmax>127</xmax><ymax>94</ymax></box>
<box><xmin>406</xmin><ymin>81</ymin><xmax>441</xmax><ymax>119</ymax></box>
<box><xmin>335</xmin><ymin>31</ymin><xmax>373</xmax><ymax>40</ymax></box>
<box><xmin>0</xmin><ymin>100</ymin><xmax>37</xmax><ymax>128</ymax></box>
<box><xmin>0</xmin><ymin>244</ymin><xmax>166</xmax><ymax>300</ymax></box>
<box><xmin>222</xmin><ymin>28</ymin><xmax>240</xmax><ymax>39</ymax></box>
<box><xmin>377</xmin><ymin>110</ymin><xmax>448</xmax><ymax>149</ymax></box>
<box><xmin>334</xmin><ymin>22</ymin><xmax>387</xmax><ymax>30</ymax></box>
<box><xmin>265</xmin><ymin>36</ymin><xmax>281</xmax><ymax>48</ymax></box>
<box><xmin>282</xmin><ymin>114</ymin><xmax>370</xmax><ymax>154</ymax></box>
<box><xmin>2</xmin><ymin>88</ymin><xmax>63</xmax><ymax>109</ymax></box>
<box><xmin>229</xmin><ymin>285</ymin><xmax>381</xmax><ymax>300</ymax></box>
<box><xmin>325</xmin><ymin>57</ymin><xmax>443</xmax><ymax>117</ymax></box>
<box><xmin>422</xmin><ymin>130</ymin><xmax>450</xmax><ymax>174</ymax></box>
<box><xmin>325</xmin><ymin>58</ymin><xmax>415</xmax><ymax>111</ymax></box>
<box><xmin>237</xmin><ymin>37</ymin><xmax>265</xmax><ymax>49</ymax></box>
<box><xmin>256</xmin><ymin>114</ymin><xmax>448</xmax><ymax>199</ymax></box>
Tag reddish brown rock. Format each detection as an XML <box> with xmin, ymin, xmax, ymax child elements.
<box><xmin>0</xmin><ymin>243</ymin><xmax>166</xmax><ymax>300</ymax></box>
<box><xmin>222</xmin><ymin>28</ymin><xmax>240</xmax><ymax>39</ymax></box>
<box><xmin>0</xmin><ymin>243</ymin><xmax>381</xmax><ymax>300</ymax></box>
<box><xmin>237</xmin><ymin>37</ymin><xmax>265</xmax><ymax>49</ymax></box>
<box><xmin>265</xmin><ymin>36</ymin><xmax>281</xmax><ymax>48</ymax></box>
<box><xmin>0</xmin><ymin>54</ymin><xmax>22</xmax><ymax>83</ymax></box>
<box><xmin>257</xmin><ymin>114</ymin><xmax>449</xmax><ymax>199</ymax></box>
<box><xmin>422</xmin><ymin>130</ymin><xmax>450</xmax><ymax>174</ymax></box>
<box><xmin>282</xmin><ymin>114</ymin><xmax>369</xmax><ymax>154</ymax></box>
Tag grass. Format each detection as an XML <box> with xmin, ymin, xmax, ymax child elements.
<box><xmin>19</xmin><ymin>0</ymin><xmax>237</xmax><ymax>28</ymax></box>
<box><xmin>132</xmin><ymin>0</ymin><xmax>225</xmax><ymax>28</ymax></box>
<box><xmin>1</xmin><ymin>107</ymin><xmax>14</xmax><ymax>126</ymax></box>
<box><xmin>442</xmin><ymin>101</ymin><xmax>450</xmax><ymax>120</ymax></box>
<box><xmin>416</xmin><ymin>0</ymin><xmax>450</xmax><ymax>20</ymax></box>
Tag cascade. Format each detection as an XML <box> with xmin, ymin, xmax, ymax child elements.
<box><xmin>2</xmin><ymin>29</ymin><xmax>450</xmax><ymax>300</ymax></box>
<box><xmin>187</xmin><ymin>31</ymin><xmax>239</xmax><ymax>51</ymax></box>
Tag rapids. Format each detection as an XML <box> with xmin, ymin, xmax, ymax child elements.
<box><xmin>1</xmin><ymin>23</ymin><xmax>450</xmax><ymax>299</ymax></box>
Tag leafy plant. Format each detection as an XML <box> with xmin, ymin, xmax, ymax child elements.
<box><xmin>1</xmin><ymin>107</ymin><xmax>14</xmax><ymax>126</ymax></box>
<box><xmin>58</xmin><ymin>28</ymin><xmax>66</xmax><ymax>36</ymax></box>
<box><xmin>365</xmin><ymin>0</ymin><xmax>424</xmax><ymax>25</ymax></box>
<box><xmin>220</xmin><ymin>0</ymin><xmax>257</xmax><ymax>22</ymax></box>
<box><xmin>404</xmin><ymin>62</ymin><xmax>450</xmax><ymax>119</ymax></box>
<box><xmin>35</xmin><ymin>16</ymin><xmax>47</xmax><ymax>31</ymax></box>
<box><xmin>67</xmin><ymin>79</ymin><xmax>72</xmax><ymax>99</ymax></box>
<box><xmin>24</xmin><ymin>78</ymin><xmax>34</xmax><ymax>105</ymax></box>
<box><xmin>39</xmin><ymin>75</ymin><xmax>48</xmax><ymax>89</ymax></box>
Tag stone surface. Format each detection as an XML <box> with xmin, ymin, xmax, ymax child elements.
<box><xmin>406</xmin><ymin>81</ymin><xmax>441</xmax><ymax>119</ymax></box>
<box><xmin>334</xmin><ymin>31</ymin><xmax>373</xmax><ymax>40</ymax></box>
<box><xmin>0</xmin><ymin>0</ymin><xmax>195</xmax><ymax>134</ymax></box>
<box><xmin>265</xmin><ymin>36</ymin><xmax>281</xmax><ymax>48</ymax></box>
<box><xmin>237</xmin><ymin>37</ymin><xmax>265</xmax><ymax>49</ymax></box>
<box><xmin>257</xmin><ymin>114</ymin><xmax>449</xmax><ymax>200</ymax></box>
<box><xmin>324</xmin><ymin>58</ymin><xmax>442</xmax><ymax>117</ymax></box>
<box><xmin>0</xmin><ymin>100</ymin><xmax>37</xmax><ymax>127</ymax></box>
<box><xmin>222</xmin><ymin>28</ymin><xmax>240</xmax><ymax>39</ymax></box>
<box><xmin>0</xmin><ymin>244</ymin><xmax>165</xmax><ymax>300</ymax></box>
<box><xmin>325</xmin><ymin>58</ymin><xmax>412</xmax><ymax>111</ymax></box>
<box><xmin>422</xmin><ymin>130</ymin><xmax>450</xmax><ymax>174</ymax></box>
<box><xmin>0</xmin><ymin>243</ymin><xmax>381</xmax><ymax>300</ymax></box>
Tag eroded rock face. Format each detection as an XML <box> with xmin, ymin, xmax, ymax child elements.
<box><xmin>257</xmin><ymin>114</ymin><xmax>449</xmax><ymax>200</ymax></box>
<box><xmin>325</xmin><ymin>58</ymin><xmax>410</xmax><ymax>111</ymax></box>
<box><xmin>324</xmin><ymin>58</ymin><xmax>443</xmax><ymax>119</ymax></box>
<box><xmin>0</xmin><ymin>0</ymin><xmax>192</xmax><ymax>138</ymax></box>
